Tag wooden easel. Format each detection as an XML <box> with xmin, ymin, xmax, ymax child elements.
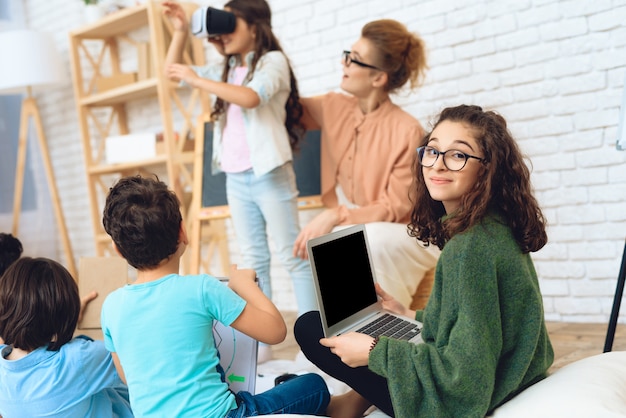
<box><xmin>187</xmin><ymin>114</ymin><xmax>231</xmax><ymax>276</ymax></box>
<box><xmin>12</xmin><ymin>87</ymin><xmax>76</xmax><ymax>278</ymax></box>
<box><xmin>186</xmin><ymin>118</ymin><xmax>324</xmax><ymax>276</ymax></box>
<box><xmin>604</xmin><ymin>238</ymin><xmax>626</xmax><ymax>352</ymax></box>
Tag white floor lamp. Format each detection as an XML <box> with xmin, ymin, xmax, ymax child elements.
<box><xmin>0</xmin><ymin>29</ymin><xmax>77</xmax><ymax>278</ymax></box>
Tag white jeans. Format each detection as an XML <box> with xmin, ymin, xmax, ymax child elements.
<box><xmin>333</xmin><ymin>222</ymin><xmax>440</xmax><ymax>308</ymax></box>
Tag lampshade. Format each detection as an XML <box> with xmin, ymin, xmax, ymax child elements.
<box><xmin>0</xmin><ymin>29</ymin><xmax>65</xmax><ymax>95</ymax></box>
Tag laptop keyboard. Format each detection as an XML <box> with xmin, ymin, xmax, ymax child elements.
<box><xmin>356</xmin><ymin>313</ymin><xmax>421</xmax><ymax>341</ymax></box>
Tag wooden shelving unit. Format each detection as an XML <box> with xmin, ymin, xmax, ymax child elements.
<box><xmin>68</xmin><ymin>2</ymin><xmax>207</xmax><ymax>256</ymax></box>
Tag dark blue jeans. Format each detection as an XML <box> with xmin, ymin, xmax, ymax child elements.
<box><xmin>225</xmin><ymin>373</ymin><xmax>329</xmax><ymax>417</ymax></box>
<box><xmin>294</xmin><ymin>311</ymin><xmax>395</xmax><ymax>417</ymax></box>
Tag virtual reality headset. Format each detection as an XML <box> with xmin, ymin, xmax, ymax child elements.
<box><xmin>190</xmin><ymin>6</ymin><xmax>236</xmax><ymax>38</ymax></box>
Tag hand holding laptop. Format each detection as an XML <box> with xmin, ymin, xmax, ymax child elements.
<box><xmin>319</xmin><ymin>332</ymin><xmax>375</xmax><ymax>367</ymax></box>
<box><xmin>319</xmin><ymin>284</ymin><xmax>415</xmax><ymax>368</ymax></box>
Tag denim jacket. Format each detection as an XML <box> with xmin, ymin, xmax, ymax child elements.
<box><xmin>191</xmin><ymin>50</ymin><xmax>293</xmax><ymax>176</ymax></box>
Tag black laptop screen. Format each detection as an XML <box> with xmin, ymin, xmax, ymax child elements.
<box><xmin>310</xmin><ymin>230</ymin><xmax>378</xmax><ymax>327</ymax></box>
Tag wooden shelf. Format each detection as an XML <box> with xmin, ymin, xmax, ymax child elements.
<box><xmin>79</xmin><ymin>79</ymin><xmax>158</xmax><ymax>106</ymax></box>
<box><xmin>87</xmin><ymin>155</ymin><xmax>169</xmax><ymax>175</ymax></box>
<box><xmin>68</xmin><ymin>2</ymin><xmax>205</xmax><ymax>257</ymax></box>
<box><xmin>70</xmin><ymin>5</ymin><xmax>149</xmax><ymax>40</ymax></box>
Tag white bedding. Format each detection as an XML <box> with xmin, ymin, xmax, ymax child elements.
<box><xmin>258</xmin><ymin>351</ymin><xmax>626</xmax><ymax>418</ymax></box>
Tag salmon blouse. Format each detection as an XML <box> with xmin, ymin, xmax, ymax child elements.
<box><xmin>304</xmin><ymin>92</ymin><xmax>424</xmax><ymax>224</ymax></box>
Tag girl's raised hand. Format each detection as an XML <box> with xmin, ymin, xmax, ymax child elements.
<box><xmin>165</xmin><ymin>63</ymin><xmax>198</xmax><ymax>84</ymax></box>
<box><xmin>162</xmin><ymin>1</ymin><xmax>189</xmax><ymax>32</ymax></box>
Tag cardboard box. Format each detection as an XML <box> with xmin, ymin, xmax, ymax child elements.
<box><xmin>95</xmin><ymin>72</ymin><xmax>137</xmax><ymax>92</ymax></box>
<box><xmin>77</xmin><ymin>257</ymin><xmax>129</xmax><ymax>330</ymax></box>
<box><xmin>105</xmin><ymin>133</ymin><xmax>158</xmax><ymax>164</ymax></box>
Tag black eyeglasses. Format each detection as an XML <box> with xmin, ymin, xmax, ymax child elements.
<box><xmin>342</xmin><ymin>50</ymin><xmax>382</xmax><ymax>71</ymax></box>
<box><xmin>417</xmin><ymin>146</ymin><xmax>484</xmax><ymax>171</ymax></box>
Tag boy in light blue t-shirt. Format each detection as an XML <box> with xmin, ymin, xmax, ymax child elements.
<box><xmin>0</xmin><ymin>257</ymin><xmax>132</xmax><ymax>418</ymax></box>
<box><xmin>101</xmin><ymin>175</ymin><xmax>329</xmax><ymax>417</ymax></box>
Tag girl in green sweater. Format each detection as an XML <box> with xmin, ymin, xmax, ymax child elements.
<box><xmin>295</xmin><ymin>104</ymin><xmax>554</xmax><ymax>417</ymax></box>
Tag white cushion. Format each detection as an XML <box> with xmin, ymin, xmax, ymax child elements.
<box><xmin>491</xmin><ymin>351</ymin><xmax>626</xmax><ymax>417</ymax></box>
<box><xmin>260</xmin><ymin>353</ymin><xmax>626</xmax><ymax>417</ymax></box>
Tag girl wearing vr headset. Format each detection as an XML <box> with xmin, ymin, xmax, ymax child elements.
<box><xmin>163</xmin><ymin>0</ymin><xmax>314</xmax><ymax>365</ymax></box>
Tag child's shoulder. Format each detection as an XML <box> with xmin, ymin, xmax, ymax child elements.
<box><xmin>66</xmin><ymin>336</ymin><xmax>107</xmax><ymax>353</ymax></box>
<box><xmin>173</xmin><ymin>273</ymin><xmax>234</xmax><ymax>294</ymax></box>
<box><xmin>261</xmin><ymin>49</ymin><xmax>286</xmax><ymax>60</ymax></box>
<box><xmin>44</xmin><ymin>337</ymin><xmax>110</xmax><ymax>369</ymax></box>
<box><xmin>257</xmin><ymin>50</ymin><xmax>288</xmax><ymax>67</ymax></box>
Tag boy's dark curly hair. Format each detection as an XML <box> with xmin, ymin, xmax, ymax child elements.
<box><xmin>102</xmin><ymin>175</ymin><xmax>182</xmax><ymax>270</ymax></box>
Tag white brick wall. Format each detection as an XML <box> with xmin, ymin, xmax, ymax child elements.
<box><xmin>4</xmin><ymin>0</ymin><xmax>626</xmax><ymax>322</ymax></box>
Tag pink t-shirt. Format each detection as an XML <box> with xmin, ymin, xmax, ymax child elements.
<box><xmin>221</xmin><ymin>66</ymin><xmax>252</xmax><ymax>173</ymax></box>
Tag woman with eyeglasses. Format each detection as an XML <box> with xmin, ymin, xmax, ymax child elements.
<box><xmin>292</xmin><ymin>19</ymin><xmax>440</xmax><ymax>309</ymax></box>
<box><xmin>295</xmin><ymin>104</ymin><xmax>554</xmax><ymax>417</ymax></box>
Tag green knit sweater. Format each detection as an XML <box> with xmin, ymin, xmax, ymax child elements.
<box><xmin>369</xmin><ymin>213</ymin><xmax>554</xmax><ymax>418</ymax></box>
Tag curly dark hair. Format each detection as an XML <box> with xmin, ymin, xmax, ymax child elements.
<box><xmin>0</xmin><ymin>232</ymin><xmax>23</xmax><ymax>276</ymax></box>
<box><xmin>102</xmin><ymin>175</ymin><xmax>182</xmax><ymax>270</ymax></box>
<box><xmin>408</xmin><ymin>104</ymin><xmax>547</xmax><ymax>253</ymax></box>
<box><xmin>0</xmin><ymin>257</ymin><xmax>79</xmax><ymax>351</ymax></box>
<box><xmin>211</xmin><ymin>0</ymin><xmax>304</xmax><ymax>149</ymax></box>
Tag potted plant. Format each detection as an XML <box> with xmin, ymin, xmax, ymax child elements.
<box><xmin>83</xmin><ymin>0</ymin><xmax>103</xmax><ymax>23</ymax></box>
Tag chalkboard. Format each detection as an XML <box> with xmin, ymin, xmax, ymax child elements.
<box><xmin>201</xmin><ymin>124</ymin><xmax>228</xmax><ymax>208</ymax></box>
<box><xmin>201</xmin><ymin>124</ymin><xmax>321</xmax><ymax>207</ymax></box>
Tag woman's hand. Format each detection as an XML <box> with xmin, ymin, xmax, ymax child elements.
<box><xmin>376</xmin><ymin>283</ymin><xmax>415</xmax><ymax>318</ymax></box>
<box><xmin>293</xmin><ymin>208</ymin><xmax>342</xmax><ymax>259</ymax></box>
<box><xmin>319</xmin><ymin>332</ymin><xmax>375</xmax><ymax>367</ymax></box>
<box><xmin>162</xmin><ymin>1</ymin><xmax>189</xmax><ymax>32</ymax></box>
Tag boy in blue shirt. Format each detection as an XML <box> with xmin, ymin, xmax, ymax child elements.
<box><xmin>0</xmin><ymin>257</ymin><xmax>132</xmax><ymax>418</ymax></box>
<box><xmin>101</xmin><ymin>175</ymin><xmax>329</xmax><ymax>417</ymax></box>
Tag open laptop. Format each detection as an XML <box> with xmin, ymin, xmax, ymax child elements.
<box><xmin>307</xmin><ymin>224</ymin><xmax>424</xmax><ymax>344</ymax></box>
